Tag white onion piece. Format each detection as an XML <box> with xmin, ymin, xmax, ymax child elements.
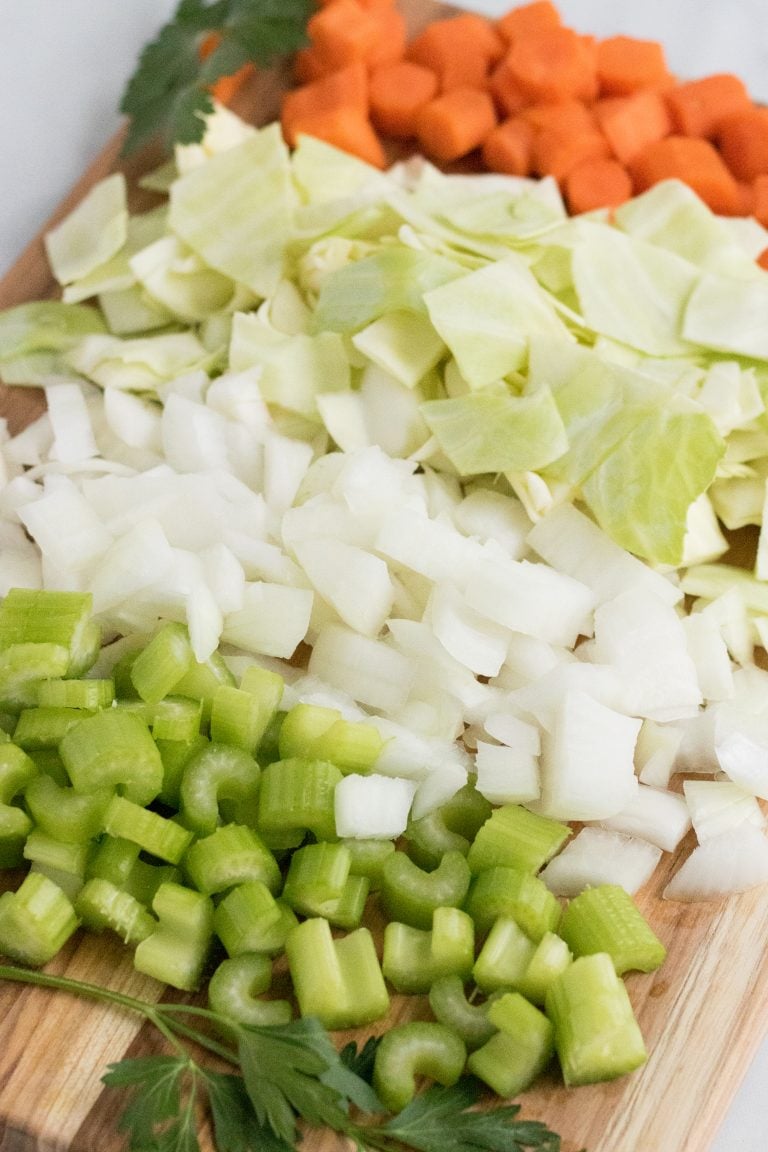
<box><xmin>453</xmin><ymin>488</ymin><xmax>531</xmax><ymax>559</ymax></box>
<box><xmin>539</xmin><ymin>827</ymin><xmax>662</xmax><ymax>897</ymax></box>
<box><xmin>334</xmin><ymin>774</ymin><xmax>417</xmax><ymax>839</ymax></box>
<box><xmin>293</xmin><ymin>538</ymin><xmax>394</xmax><ymax>637</ymax></box>
<box><xmin>673</xmin><ymin>706</ymin><xmax>721</xmax><ymax>775</ymax></box>
<box><xmin>4</xmin><ymin>414</ymin><xmax>53</xmax><ymax>467</ymax></box>
<box><xmin>161</xmin><ymin>393</ymin><xmax>231</xmax><ymax>473</ymax></box>
<box><xmin>186</xmin><ymin>577</ymin><xmax>223</xmax><ymax>662</ymax></box>
<box><xmin>474</xmin><ymin>741</ymin><xmax>540</xmax><ymax>805</ymax></box>
<box><xmin>411</xmin><ymin>760</ymin><xmax>468</xmax><ymax>821</ymax></box>
<box><xmin>368</xmin><ymin>717</ymin><xmax>471</xmax><ymax>781</ymax></box>
<box><xmin>200</xmin><ymin>544</ymin><xmax>245</xmax><ymax>616</ymax></box>
<box><xmin>536</xmin><ymin>689</ymin><xmax>640</xmax><ymax>821</ymax></box>
<box><xmin>507</xmin><ymin>661</ymin><xmax>629</xmax><ymax>733</ymax></box>
<box><xmin>308</xmin><ymin>623</ymin><xmax>415</xmax><ymax>713</ymax></box>
<box><xmin>89</xmin><ymin>517</ymin><xmax>176</xmax><ymax>614</ymax></box>
<box><xmin>714</xmin><ymin>700</ymin><xmax>768</xmax><ymax>799</ymax></box>
<box><xmin>359</xmin><ymin>365</ymin><xmax>429</xmax><ymax>457</ymax></box>
<box><xmin>262</xmin><ymin>433</ymin><xmax>313</xmax><ymax>515</ymax></box>
<box><xmin>465</xmin><ymin>557</ymin><xmax>595</xmax><ymax>648</ymax></box>
<box><xmin>635</xmin><ymin>719</ymin><xmax>684</xmax><ymax>789</ymax></box>
<box><xmin>45</xmin><ymin>383</ymin><xmax>98</xmax><ymax>463</ymax></box>
<box><xmin>483</xmin><ymin>711</ymin><xmax>540</xmax><ymax>753</ymax></box>
<box><xmin>221</xmin><ymin>581</ymin><xmax>313</xmax><ymax>659</ymax></box>
<box><xmin>205</xmin><ymin>369</ymin><xmax>272</xmax><ymax>435</ymax></box>
<box><xmin>102</xmin><ymin>388</ymin><xmax>162</xmax><ymax>451</ymax></box>
<box><xmin>332</xmin><ymin>447</ymin><xmax>419</xmax><ymax>520</ymax></box>
<box><xmin>682</xmin><ymin>612</ymin><xmax>734</xmax><ymax>702</ymax></box>
<box><xmin>375</xmin><ymin>507</ymin><xmax>484</xmax><ymax>588</ymax></box>
<box><xmin>223</xmin><ymin>532</ymin><xmax>304</xmax><ymax>586</ymax></box>
<box><xmin>427</xmin><ymin>583</ymin><xmax>508</xmax><ymax>678</ymax></box>
<box><xmin>697</xmin><ymin>587</ymin><xmax>754</xmax><ymax>667</ymax></box>
<box><xmin>19</xmin><ymin>479</ymin><xmax>113</xmax><ymax>575</ymax></box>
<box><xmin>663</xmin><ymin>826</ymin><xmax>768</xmax><ymax>902</ymax></box>
<box><xmin>683</xmin><ymin>779</ymin><xmax>766</xmax><ymax>842</ymax></box>
<box><xmin>491</xmin><ymin>632</ymin><xmax>575</xmax><ymax>692</ymax></box>
<box><xmin>598</xmin><ymin>783</ymin><xmax>691</xmax><ymax>852</ymax></box>
<box><xmin>315</xmin><ymin>392</ymin><xmax>369</xmax><ymax>453</ymax></box>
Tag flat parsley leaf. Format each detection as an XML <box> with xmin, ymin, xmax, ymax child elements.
<box><xmin>119</xmin><ymin>0</ymin><xmax>311</xmax><ymax>155</ymax></box>
<box><xmin>205</xmin><ymin>1070</ymin><xmax>294</xmax><ymax>1152</ymax></box>
<box><xmin>381</xmin><ymin>1079</ymin><xmax>562</xmax><ymax>1152</ymax></box>
<box><xmin>103</xmin><ymin>1055</ymin><xmax>201</xmax><ymax>1152</ymax></box>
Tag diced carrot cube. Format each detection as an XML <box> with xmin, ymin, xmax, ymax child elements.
<box><xmin>416</xmin><ymin>87</ymin><xmax>498</xmax><ymax>163</ymax></box>
<box><xmin>281</xmin><ymin>62</ymin><xmax>369</xmax><ymax>147</ymax></box>
<box><xmin>496</xmin><ymin>1</ymin><xmax>562</xmax><ymax>44</ymax></box>
<box><xmin>505</xmin><ymin>27</ymin><xmax>598</xmax><ymax>104</ymax></box>
<box><xmin>629</xmin><ymin>135</ymin><xmax>743</xmax><ymax>215</ymax></box>
<box><xmin>665</xmin><ymin>73</ymin><xmax>752</xmax><ymax>138</ymax></box>
<box><xmin>407</xmin><ymin>13</ymin><xmax>506</xmax><ymax>92</ymax></box>
<box><xmin>519</xmin><ymin>99</ymin><xmax>596</xmax><ymax>134</ymax></box>
<box><xmin>716</xmin><ymin>107</ymin><xmax>768</xmax><ymax>181</ymax></box>
<box><xmin>596</xmin><ymin>36</ymin><xmax>672</xmax><ymax>96</ymax></box>
<box><xmin>564</xmin><ymin>157</ymin><xmax>633</xmax><ymax>214</ymax></box>
<box><xmin>481</xmin><ymin>117</ymin><xmax>535</xmax><ymax>176</ymax></box>
<box><xmin>369</xmin><ymin>61</ymin><xmax>439</xmax><ymax>137</ymax></box>
<box><xmin>595</xmin><ymin>90</ymin><xmax>672</xmax><ymax>164</ymax></box>
<box><xmin>532</xmin><ymin>126</ymin><xmax>610</xmax><ymax>181</ymax></box>
<box><xmin>489</xmin><ymin>55</ymin><xmax>531</xmax><ymax>116</ymax></box>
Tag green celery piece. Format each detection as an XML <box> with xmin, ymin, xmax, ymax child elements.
<box><xmin>0</xmin><ymin>872</ymin><xmax>79</xmax><ymax>965</ymax></box>
<box><xmin>152</xmin><ymin>696</ymin><xmax>203</xmax><ymax>743</ymax></box>
<box><xmin>559</xmin><ymin>885</ymin><xmax>667</xmax><ymax>976</ymax></box>
<box><xmin>26</xmin><ymin>748</ymin><xmax>68</xmax><ymax>784</ymax></box>
<box><xmin>380</xmin><ymin>850</ymin><xmax>471</xmax><ymax>930</ymax></box>
<box><xmin>208</xmin><ymin>953</ymin><xmax>292</xmax><ymax>1029</ymax></box>
<box><xmin>313</xmin><ymin>873</ymin><xmax>370</xmax><ymax>931</ymax></box>
<box><xmin>0</xmin><ymin>742</ymin><xmax>38</xmax><ymax>804</ymax></box>
<box><xmin>179</xmin><ymin>742</ymin><xmax>260</xmax><ymax>837</ymax></box>
<box><xmin>184</xmin><ymin>823</ymin><xmax>282</xmax><ymax>896</ymax></box>
<box><xmin>103</xmin><ymin>795</ymin><xmax>193</xmax><ymax>865</ymax></box>
<box><xmin>213</xmin><ymin>880</ymin><xmax>283</xmax><ymax>957</ymax></box>
<box><xmin>0</xmin><ymin>589</ymin><xmax>94</xmax><ymax>665</ymax></box>
<box><xmin>0</xmin><ymin>643</ymin><xmax>70</xmax><ymax>712</ymax></box>
<box><xmin>156</xmin><ymin>733</ymin><xmax>209</xmax><ymax>808</ymax></box>
<box><xmin>130</xmin><ymin>622</ymin><xmax>195</xmax><ymax>705</ymax></box>
<box><xmin>517</xmin><ymin>931</ymin><xmax>573</xmax><ymax>1006</ymax></box>
<box><xmin>75</xmin><ymin>877</ymin><xmax>155</xmax><ymax>945</ymax></box>
<box><xmin>25</xmin><ymin>774</ymin><xmax>112</xmax><ymax>844</ymax></box>
<box><xmin>546</xmin><ymin>953</ymin><xmax>647</xmax><ymax>1086</ymax></box>
<box><xmin>255</xmin><ymin>708</ymin><xmax>286</xmax><ymax>767</ymax></box>
<box><xmin>23</xmin><ymin>829</ymin><xmax>91</xmax><ymax>879</ymax></box>
<box><xmin>464</xmin><ymin>865</ymin><xmax>561</xmax><ymax>940</ymax></box>
<box><xmin>210</xmin><ymin>684</ymin><xmax>274</xmax><ymax>755</ymax></box>
<box><xmin>60</xmin><ymin>709</ymin><xmax>163</xmax><ymax>807</ymax></box>
<box><xmin>257</xmin><ymin>757</ymin><xmax>342</xmax><ymax>845</ymax></box>
<box><xmin>473</xmin><ymin>916</ymin><xmax>537</xmax><ymax>994</ymax></box>
<box><xmin>134</xmin><ymin>882</ymin><xmax>215</xmax><ymax>992</ymax></box>
<box><xmin>13</xmin><ymin>707</ymin><xmax>94</xmax><ymax>750</ymax></box>
<box><xmin>309</xmin><ymin>717</ymin><xmax>383</xmax><ymax>774</ymax></box>
<box><xmin>405</xmin><ymin>782</ymin><xmax>492</xmax><ymax>870</ymax></box>
<box><xmin>171</xmin><ymin>649</ymin><xmax>237</xmax><ymax>726</ymax></box>
<box><xmin>278</xmin><ymin>703</ymin><xmax>339</xmax><ymax>760</ymax></box>
<box><xmin>467</xmin><ymin>805</ymin><xmax>571</xmax><ymax>875</ymax></box>
<box><xmin>0</xmin><ymin>301</ymin><xmax>106</xmax><ymax>363</ymax></box>
<box><xmin>285</xmin><ymin>917</ymin><xmax>390</xmax><ymax>1030</ymax></box>
<box><xmin>467</xmin><ymin>992</ymin><xmax>555</xmax><ymax>1098</ymax></box>
<box><xmin>0</xmin><ymin>804</ymin><xmax>33</xmax><ymax>868</ymax></box>
<box><xmin>428</xmin><ymin>975</ymin><xmax>498</xmax><ymax>1051</ymax></box>
<box><xmin>382</xmin><ymin>907</ymin><xmax>475</xmax><ymax>994</ymax></box>
<box><xmin>67</xmin><ymin>620</ymin><xmax>102</xmax><ymax>679</ymax></box>
<box><xmin>342</xmin><ymin>837</ymin><xmax>396</xmax><ymax>890</ymax></box>
<box><xmin>86</xmin><ymin>836</ymin><xmax>179</xmax><ymax>906</ymax></box>
<box><xmin>372</xmin><ymin>1022</ymin><xmax>467</xmax><ymax>1115</ymax></box>
<box><xmin>36</xmin><ymin>678</ymin><xmax>114</xmax><ymax>710</ymax></box>
<box><xmin>282</xmin><ymin>842</ymin><xmax>351</xmax><ymax>910</ymax></box>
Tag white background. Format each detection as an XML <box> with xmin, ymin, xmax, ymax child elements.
<box><xmin>1</xmin><ymin>2</ymin><xmax>768</xmax><ymax>1148</ymax></box>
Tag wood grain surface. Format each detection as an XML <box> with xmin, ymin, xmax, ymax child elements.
<box><xmin>1</xmin><ymin>4</ymin><xmax>767</xmax><ymax>1151</ymax></box>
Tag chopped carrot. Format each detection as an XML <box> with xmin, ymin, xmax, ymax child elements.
<box><xmin>197</xmin><ymin>30</ymin><xmax>255</xmax><ymax>105</ymax></box>
<box><xmin>596</xmin><ymin>36</ymin><xmax>672</xmax><ymax>96</ymax></box>
<box><xmin>407</xmin><ymin>14</ymin><xmax>505</xmax><ymax>92</ymax></box>
<box><xmin>629</xmin><ymin>135</ymin><xmax>743</xmax><ymax>215</ymax></box>
<box><xmin>504</xmin><ymin>27</ymin><xmax>599</xmax><ymax>104</ymax></box>
<box><xmin>489</xmin><ymin>56</ymin><xmax>531</xmax><ymax>117</ymax></box>
<box><xmin>716</xmin><ymin>107</ymin><xmax>768</xmax><ymax>181</ymax></box>
<box><xmin>291</xmin><ymin>107</ymin><xmax>387</xmax><ymax>168</ymax></box>
<box><xmin>293</xmin><ymin>46</ymin><xmax>327</xmax><ymax>84</ymax></box>
<box><xmin>369</xmin><ymin>61</ymin><xmax>439</xmax><ymax>138</ymax></box>
<box><xmin>758</xmin><ymin>249</ymin><xmax>768</xmax><ymax>271</ymax></box>
<box><xmin>481</xmin><ymin>117</ymin><xmax>535</xmax><ymax>176</ymax></box>
<box><xmin>306</xmin><ymin>0</ymin><xmax>394</xmax><ymax>72</ymax></box>
<box><xmin>736</xmin><ymin>181</ymin><xmax>756</xmax><ymax>218</ymax></box>
<box><xmin>532</xmin><ymin>126</ymin><xmax>611</xmax><ymax>181</ymax></box>
<box><xmin>595</xmin><ymin>90</ymin><xmax>672</xmax><ymax>164</ymax></box>
<box><xmin>564</xmin><ymin>157</ymin><xmax>633</xmax><ymax>214</ymax></box>
<box><xmin>752</xmin><ymin>175</ymin><xmax>768</xmax><ymax>228</ymax></box>
<box><xmin>365</xmin><ymin>6</ymin><xmax>408</xmax><ymax>69</ymax></box>
<box><xmin>496</xmin><ymin>1</ymin><xmax>562</xmax><ymax>44</ymax></box>
<box><xmin>281</xmin><ymin>62</ymin><xmax>369</xmax><ymax>147</ymax></box>
<box><xmin>665</xmin><ymin>73</ymin><xmax>752</xmax><ymax>138</ymax></box>
<box><xmin>415</xmin><ymin>87</ymin><xmax>498</xmax><ymax>163</ymax></box>
<box><xmin>519</xmin><ymin>99</ymin><xmax>596</xmax><ymax>135</ymax></box>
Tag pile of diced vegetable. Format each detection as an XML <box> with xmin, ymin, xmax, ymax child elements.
<box><xmin>4</xmin><ymin>92</ymin><xmax>768</xmax><ymax>1108</ymax></box>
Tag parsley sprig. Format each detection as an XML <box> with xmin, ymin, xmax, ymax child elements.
<box><xmin>0</xmin><ymin>963</ymin><xmax>565</xmax><ymax>1152</ymax></box>
<box><xmin>119</xmin><ymin>0</ymin><xmax>313</xmax><ymax>155</ymax></box>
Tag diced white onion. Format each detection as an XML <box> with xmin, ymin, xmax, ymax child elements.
<box><xmin>663</xmin><ymin>825</ymin><xmax>768</xmax><ymax>902</ymax></box>
<box><xmin>539</xmin><ymin>827</ymin><xmax>662</xmax><ymax>897</ymax></box>
<box><xmin>334</xmin><ymin>773</ymin><xmax>417</xmax><ymax>839</ymax></box>
<box><xmin>598</xmin><ymin>783</ymin><xmax>691</xmax><ymax>852</ymax></box>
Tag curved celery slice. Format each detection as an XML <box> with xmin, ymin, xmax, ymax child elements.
<box><xmin>13</xmin><ymin>707</ymin><xmax>94</xmax><ymax>750</ymax></box>
<box><xmin>26</xmin><ymin>774</ymin><xmax>112</xmax><ymax>844</ymax></box>
<box><xmin>467</xmin><ymin>805</ymin><xmax>571</xmax><ymax>875</ymax></box>
<box><xmin>134</xmin><ymin>881</ymin><xmax>214</xmax><ymax>992</ymax></box>
<box><xmin>467</xmin><ymin>992</ymin><xmax>554</xmax><ymax>1098</ymax></box>
<box><xmin>465</xmin><ymin>865</ymin><xmax>561</xmax><ymax>941</ymax></box>
<box><xmin>373</xmin><ymin>1022</ymin><xmax>467</xmax><ymax>1114</ymax></box>
<box><xmin>257</xmin><ymin>757</ymin><xmax>342</xmax><ymax>845</ymax></box>
<box><xmin>380</xmin><ymin>850</ymin><xmax>471</xmax><ymax>930</ymax></box>
<box><xmin>382</xmin><ymin>907</ymin><xmax>475</xmax><ymax>994</ymax></box>
<box><xmin>559</xmin><ymin>884</ymin><xmax>666</xmax><ymax>976</ymax></box>
<box><xmin>179</xmin><ymin>743</ymin><xmax>260</xmax><ymax>837</ymax></box>
<box><xmin>130</xmin><ymin>622</ymin><xmax>195</xmax><ymax>705</ymax></box>
<box><xmin>428</xmin><ymin>976</ymin><xmax>498</xmax><ymax>1051</ymax></box>
<box><xmin>0</xmin><ymin>872</ymin><xmax>79</xmax><ymax>965</ymax></box>
<box><xmin>184</xmin><ymin>823</ymin><xmax>282</xmax><ymax>896</ymax></box>
<box><xmin>103</xmin><ymin>795</ymin><xmax>193</xmax><ymax>865</ymax></box>
<box><xmin>75</xmin><ymin>877</ymin><xmax>155</xmax><ymax>945</ymax></box>
<box><xmin>60</xmin><ymin>709</ymin><xmax>163</xmax><ymax>807</ymax></box>
<box><xmin>213</xmin><ymin>880</ymin><xmax>282</xmax><ymax>958</ymax></box>
<box><xmin>208</xmin><ymin>954</ymin><xmax>292</xmax><ymax>1028</ymax></box>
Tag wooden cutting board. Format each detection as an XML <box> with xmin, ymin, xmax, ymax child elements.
<box><xmin>2</xmin><ymin>4</ymin><xmax>768</xmax><ymax>1150</ymax></box>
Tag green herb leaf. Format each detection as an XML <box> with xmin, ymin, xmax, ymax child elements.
<box><xmin>103</xmin><ymin>1055</ymin><xmax>201</xmax><ymax>1152</ymax></box>
<box><xmin>381</xmin><ymin>1079</ymin><xmax>562</xmax><ymax>1152</ymax></box>
<box><xmin>205</xmin><ymin>1071</ymin><xmax>294</xmax><ymax>1152</ymax></box>
<box><xmin>340</xmin><ymin>1035</ymin><xmax>381</xmax><ymax>1083</ymax></box>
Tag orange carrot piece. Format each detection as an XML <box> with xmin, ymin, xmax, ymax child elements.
<box><xmin>407</xmin><ymin>14</ymin><xmax>505</xmax><ymax>92</ymax></box>
<box><xmin>496</xmin><ymin>1</ymin><xmax>562</xmax><ymax>44</ymax></box>
<box><xmin>595</xmin><ymin>90</ymin><xmax>672</xmax><ymax>164</ymax></box>
<box><xmin>519</xmin><ymin>99</ymin><xmax>595</xmax><ymax>135</ymax></box>
<box><xmin>505</xmin><ymin>27</ymin><xmax>598</xmax><ymax>104</ymax></box>
<box><xmin>564</xmin><ymin>157</ymin><xmax>633</xmax><ymax>214</ymax></box>
<box><xmin>758</xmin><ymin>249</ymin><xmax>768</xmax><ymax>271</ymax></box>
<box><xmin>596</xmin><ymin>36</ymin><xmax>672</xmax><ymax>96</ymax></box>
<box><xmin>415</xmin><ymin>87</ymin><xmax>498</xmax><ymax>163</ymax></box>
<box><xmin>489</xmin><ymin>56</ymin><xmax>531</xmax><ymax>117</ymax></box>
<box><xmin>752</xmin><ymin>175</ymin><xmax>768</xmax><ymax>228</ymax></box>
<box><xmin>365</xmin><ymin>6</ymin><xmax>408</xmax><ymax>68</ymax></box>
<box><xmin>369</xmin><ymin>61</ymin><xmax>439</xmax><ymax>138</ymax></box>
<box><xmin>716</xmin><ymin>107</ymin><xmax>768</xmax><ymax>181</ymax></box>
<box><xmin>289</xmin><ymin>107</ymin><xmax>386</xmax><ymax>168</ymax></box>
<box><xmin>281</xmin><ymin>62</ymin><xmax>369</xmax><ymax>147</ymax></box>
<box><xmin>665</xmin><ymin>73</ymin><xmax>752</xmax><ymax>138</ymax></box>
<box><xmin>629</xmin><ymin>135</ymin><xmax>743</xmax><ymax>215</ymax></box>
<box><xmin>306</xmin><ymin>0</ymin><xmax>395</xmax><ymax>72</ymax></box>
<box><xmin>532</xmin><ymin>126</ymin><xmax>610</xmax><ymax>181</ymax></box>
<box><xmin>293</xmin><ymin>46</ymin><xmax>328</xmax><ymax>84</ymax></box>
<box><xmin>481</xmin><ymin>117</ymin><xmax>535</xmax><ymax>176</ymax></box>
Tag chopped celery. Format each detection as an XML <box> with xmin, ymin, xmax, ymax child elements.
<box><xmin>152</xmin><ymin>696</ymin><xmax>203</xmax><ymax>743</ymax></box>
<box><xmin>257</xmin><ymin>757</ymin><xmax>341</xmax><ymax>845</ymax></box>
<box><xmin>0</xmin><ymin>643</ymin><xmax>70</xmax><ymax>711</ymax></box>
<box><xmin>559</xmin><ymin>884</ymin><xmax>667</xmax><ymax>975</ymax></box>
<box><xmin>213</xmin><ymin>880</ymin><xmax>283</xmax><ymax>957</ymax></box>
<box><xmin>134</xmin><ymin>882</ymin><xmax>214</xmax><ymax>991</ymax></box>
<box><xmin>179</xmin><ymin>742</ymin><xmax>260</xmax><ymax>836</ymax></box>
<box><xmin>282</xmin><ymin>842</ymin><xmax>351</xmax><ymax>909</ymax></box>
<box><xmin>0</xmin><ymin>745</ymin><xmax>38</xmax><ymax>865</ymax></box>
<box><xmin>405</xmin><ymin>782</ymin><xmax>492</xmax><ymax>870</ymax></box>
<box><xmin>467</xmin><ymin>805</ymin><xmax>571</xmax><ymax>875</ymax></box>
<box><xmin>382</xmin><ymin>907</ymin><xmax>475</xmax><ymax>994</ymax></box>
<box><xmin>184</xmin><ymin>823</ymin><xmax>282</xmax><ymax>895</ymax></box>
<box><xmin>546</xmin><ymin>953</ymin><xmax>647</xmax><ymax>1085</ymax></box>
<box><xmin>0</xmin><ymin>872</ymin><xmax>79</xmax><ymax>965</ymax></box>
<box><xmin>0</xmin><ymin>589</ymin><xmax>93</xmax><ymax>668</ymax></box>
<box><xmin>372</xmin><ymin>1022</ymin><xmax>467</xmax><ymax>1114</ymax></box>
<box><xmin>130</xmin><ymin>622</ymin><xmax>195</xmax><ymax>705</ymax></box>
<box><xmin>23</xmin><ymin>829</ymin><xmax>91</xmax><ymax>879</ymax></box>
<box><xmin>172</xmin><ymin>649</ymin><xmax>237</xmax><ymax>724</ymax></box>
<box><xmin>428</xmin><ymin>975</ymin><xmax>498</xmax><ymax>1051</ymax></box>
<box><xmin>36</xmin><ymin>678</ymin><xmax>114</xmax><ymax>710</ymax></box>
<box><xmin>60</xmin><ymin>709</ymin><xmax>163</xmax><ymax>807</ymax></box>
<box><xmin>13</xmin><ymin>706</ymin><xmax>94</xmax><ymax>750</ymax></box>
<box><xmin>156</xmin><ymin>733</ymin><xmax>209</xmax><ymax>808</ymax></box>
<box><xmin>467</xmin><ymin>992</ymin><xmax>555</xmax><ymax>1098</ymax></box>
<box><xmin>208</xmin><ymin>953</ymin><xmax>292</xmax><ymax>1028</ymax></box>
<box><xmin>464</xmin><ymin>865</ymin><xmax>561</xmax><ymax>940</ymax></box>
<box><xmin>285</xmin><ymin>917</ymin><xmax>389</xmax><ymax>1030</ymax></box>
<box><xmin>211</xmin><ymin>675</ymin><xmax>280</xmax><ymax>755</ymax></box>
<box><xmin>517</xmin><ymin>931</ymin><xmax>573</xmax><ymax>1006</ymax></box>
<box><xmin>342</xmin><ymin>837</ymin><xmax>396</xmax><ymax>889</ymax></box>
<box><xmin>87</xmin><ymin>836</ymin><xmax>180</xmax><ymax>907</ymax></box>
<box><xmin>278</xmin><ymin>703</ymin><xmax>339</xmax><ymax>759</ymax></box>
<box><xmin>473</xmin><ymin>916</ymin><xmax>537</xmax><ymax>994</ymax></box>
<box><xmin>25</xmin><ymin>775</ymin><xmax>112</xmax><ymax>844</ymax></box>
<box><xmin>103</xmin><ymin>795</ymin><xmax>194</xmax><ymax>865</ymax></box>
<box><xmin>75</xmin><ymin>877</ymin><xmax>156</xmax><ymax>944</ymax></box>
<box><xmin>380</xmin><ymin>849</ymin><xmax>471</xmax><ymax>930</ymax></box>
<box><xmin>278</xmin><ymin>702</ymin><xmax>383</xmax><ymax>773</ymax></box>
